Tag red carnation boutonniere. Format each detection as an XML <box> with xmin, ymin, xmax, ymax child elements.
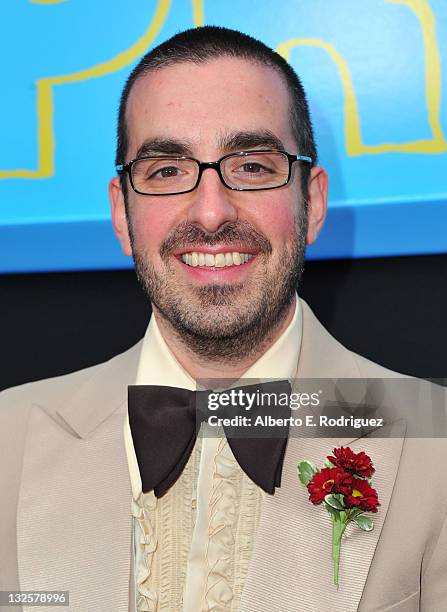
<box><xmin>298</xmin><ymin>446</ymin><xmax>380</xmax><ymax>588</ymax></box>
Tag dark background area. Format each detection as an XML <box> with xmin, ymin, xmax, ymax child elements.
<box><xmin>1</xmin><ymin>253</ymin><xmax>446</xmax><ymax>392</ymax></box>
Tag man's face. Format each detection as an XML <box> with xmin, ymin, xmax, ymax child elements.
<box><xmin>110</xmin><ymin>57</ymin><xmax>327</xmax><ymax>358</ymax></box>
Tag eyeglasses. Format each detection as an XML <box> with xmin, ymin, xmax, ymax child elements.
<box><xmin>116</xmin><ymin>149</ymin><xmax>313</xmax><ymax>196</ymax></box>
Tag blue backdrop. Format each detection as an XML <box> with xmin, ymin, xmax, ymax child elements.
<box><xmin>1</xmin><ymin>0</ymin><xmax>446</xmax><ymax>273</ymax></box>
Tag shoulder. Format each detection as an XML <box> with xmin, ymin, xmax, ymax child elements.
<box><xmin>0</xmin><ymin>363</ymin><xmax>99</xmax><ymax>426</ymax></box>
<box><xmin>299</xmin><ymin>295</ymin><xmax>447</xmax><ymax>438</ymax></box>
<box><xmin>300</xmin><ymin>297</ymin><xmax>418</xmax><ymax>379</ymax></box>
<box><xmin>299</xmin><ymin>297</ymin><xmax>410</xmax><ymax>380</ymax></box>
<box><xmin>0</xmin><ymin>339</ymin><xmax>143</xmax><ymax>428</ymax></box>
<box><xmin>351</xmin><ymin>350</ymin><xmax>408</xmax><ymax>379</ymax></box>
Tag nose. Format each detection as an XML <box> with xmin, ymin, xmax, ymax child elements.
<box><xmin>186</xmin><ymin>165</ymin><xmax>238</xmax><ymax>233</ymax></box>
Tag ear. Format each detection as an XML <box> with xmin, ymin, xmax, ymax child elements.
<box><xmin>306</xmin><ymin>166</ymin><xmax>328</xmax><ymax>245</ymax></box>
<box><xmin>109</xmin><ymin>177</ymin><xmax>132</xmax><ymax>257</ymax></box>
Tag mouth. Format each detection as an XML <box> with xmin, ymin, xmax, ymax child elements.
<box><xmin>179</xmin><ymin>251</ymin><xmax>254</xmax><ymax>268</ymax></box>
<box><xmin>172</xmin><ymin>247</ymin><xmax>259</xmax><ymax>280</ymax></box>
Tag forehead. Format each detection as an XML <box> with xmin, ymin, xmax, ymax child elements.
<box><xmin>125</xmin><ymin>57</ymin><xmax>295</xmax><ymax>157</ymax></box>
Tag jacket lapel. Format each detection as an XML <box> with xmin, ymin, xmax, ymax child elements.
<box><xmin>17</xmin><ymin>341</ymin><xmax>142</xmax><ymax>612</ymax></box>
<box><xmin>240</xmin><ymin>300</ymin><xmax>405</xmax><ymax>612</ymax></box>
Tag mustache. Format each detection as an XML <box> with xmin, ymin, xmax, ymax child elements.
<box><xmin>160</xmin><ymin>221</ymin><xmax>272</xmax><ymax>258</ymax></box>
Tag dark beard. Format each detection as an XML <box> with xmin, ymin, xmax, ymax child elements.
<box><xmin>129</xmin><ymin>207</ymin><xmax>308</xmax><ymax>363</ymax></box>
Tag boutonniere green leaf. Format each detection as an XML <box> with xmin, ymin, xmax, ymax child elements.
<box><xmin>298</xmin><ymin>446</ymin><xmax>380</xmax><ymax>588</ymax></box>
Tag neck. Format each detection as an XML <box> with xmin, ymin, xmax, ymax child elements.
<box><xmin>152</xmin><ymin>295</ymin><xmax>296</xmax><ymax>381</ymax></box>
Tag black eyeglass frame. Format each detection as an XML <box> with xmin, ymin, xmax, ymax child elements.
<box><xmin>116</xmin><ymin>149</ymin><xmax>313</xmax><ymax>196</ymax></box>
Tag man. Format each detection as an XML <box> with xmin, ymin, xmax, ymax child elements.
<box><xmin>0</xmin><ymin>26</ymin><xmax>446</xmax><ymax>612</ymax></box>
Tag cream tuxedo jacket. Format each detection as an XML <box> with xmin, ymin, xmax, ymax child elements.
<box><xmin>1</xmin><ymin>299</ymin><xmax>446</xmax><ymax>612</ymax></box>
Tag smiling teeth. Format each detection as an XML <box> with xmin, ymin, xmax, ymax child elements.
<box><xmin>181</xmin><ymin>252</ymin><xmax>253</xmax><ymax>267</ymax></box>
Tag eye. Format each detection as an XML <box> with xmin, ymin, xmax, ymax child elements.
<box><xmin>238</xmin><ymin>162</ymin><xmax>273</xmax><ymax>174</ymax></box>
<box><xmin>149</xmin><ymin>165</ymin><xmax>183</xmax><ymax>179</ymax></box>
<box><xmin>241</xmin><ymin>162</ymin><xmax>264</xmax><ymax>173</ymax></box>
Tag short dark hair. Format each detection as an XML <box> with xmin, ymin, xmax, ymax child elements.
<box><xmin>116</xmin><ymin>25</ymin><xmax>317</xmax><ymax>198</ymax></box>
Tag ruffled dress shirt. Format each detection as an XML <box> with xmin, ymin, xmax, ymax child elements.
<box><xmin>124</xmin><ymin>297</ymin><xmax>302</xmax><ymax>611</ymax></box>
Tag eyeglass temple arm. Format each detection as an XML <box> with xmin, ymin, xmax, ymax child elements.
<box><xmin>293</xmin><ymin>155</ymin><xmax>313</xmax><ymax>164</ymax></box>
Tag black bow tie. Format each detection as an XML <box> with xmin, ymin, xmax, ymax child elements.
<box><xmin>128</xmin><ymin>381</ymin><xmax>292</xmax><ymax>497</ymax></box>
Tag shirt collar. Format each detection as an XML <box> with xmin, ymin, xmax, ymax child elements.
<box><xmin>125</xmin><ymin>295</ymin><xmax>302</xmax><ymax>500</ymax></box>
<box><xmin>240</xmin><ymin>295</ymin><xmax>301</xmax><ymax>381</ymax></box>
<box><xmin>135</xmin><ymin>310</ymin><xmax>196</xmax><ymax>390</ymax></box>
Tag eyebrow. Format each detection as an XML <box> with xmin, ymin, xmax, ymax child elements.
<box><xmin>218</xmin><ymin>130</ymin><xmax>286</xmax><ymax>153</ymax></box>
<box><xmin>135</xmin><ymin>137</ymin><xmax>195</xmax><ymax>159</ymax></box>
